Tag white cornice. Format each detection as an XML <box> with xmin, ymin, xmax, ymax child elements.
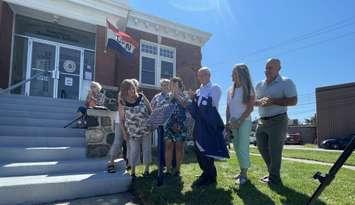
<box><xmin>127</xmin><ymin>10</ymin><xmax>211</xmax><ymax>47</ymax></box>
<box><xmin>5</xmin><ymin>0</ymin><xmax>211</xmax><ymax>47</ymax></box>
<box><xmin>4</xmin><ymin>0</ymin><xmax>129</xmax><ymax>26</ymax></box>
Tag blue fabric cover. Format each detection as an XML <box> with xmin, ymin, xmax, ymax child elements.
<box><xmin>187</xmin><ymin>95</ymin><xmax>229</xmax><ymax>159</ymax></box>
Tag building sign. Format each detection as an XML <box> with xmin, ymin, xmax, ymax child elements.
<box><xmin>63</xmin><ymin>60</ymin><xmax>76</xmax><ymax>73</ymax></box>
<box><xmin>65</xmin><ymin>77</ymin><xmax>73</xmax><ymax>86</ymax></box>
<box><xmin>85</xmin><ymin>71</ymin><xmax>92</xmax><ymax>80</ymax></box>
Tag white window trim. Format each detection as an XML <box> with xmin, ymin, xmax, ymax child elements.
<box><xmin>139</xmin><ymin>39</ymin><xmax>176</xmax><ymax>88</ymax></box>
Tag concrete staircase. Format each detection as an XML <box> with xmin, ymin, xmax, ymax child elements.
<box><xmin>0</xmin><ymin>94</ymin><xmax>131</xmax><ymax>205</ymax></box>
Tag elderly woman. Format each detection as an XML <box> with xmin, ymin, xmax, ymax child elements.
<box><xmin>164</xmin><ymin>77</ymin><xmax>188</xmax><ymax>176</ymax></box>
<box><xmin>76</xmin><ymin>81</ymin><xmax>105</xmax><ymax>127</ymax></box>
<box><xmin>150</xmin><ymin>79</ymin><xmax>170</xmax><ymax>184</ymax></box>
<box><xmin>120</xmin><ymin>79</ymin><xmax>152</xmax><ymax>178</ymax></box>
<box><xmin>226</xmin><ymin>64</ymin><xmax>255</xmax><ymax>185</ymax></box>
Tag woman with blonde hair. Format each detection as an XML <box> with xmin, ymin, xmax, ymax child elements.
<box><xmin>119</xmin><ymin>79</ymin><xmax>152</xmax><ymax>178</ymax></box>
<box><xmin>226</xmin><ymin>64</ymin><xmax>255</xmax><ymax>185</ymax></box>
<box><xmin>76</xmin><ymin>81</ymin><xmax>105</xmax><ymax>127</ymax></box>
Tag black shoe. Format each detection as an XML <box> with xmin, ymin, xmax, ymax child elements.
<box><xmin>143</xmin><ymin>171</ymin><xmax>150</xmax><ymax>177</ymax></box>
<box><xmin>192</xmin><ymin>175</ymin><xmax>212</xmax><ymax>187</ymax></box>
<box><xmin>260</xmin><ymin>176</ymin><xmax>282</xmax><ymax>185</ymax></box>
<box><xmin>157</xmin><ymin>174</ymin><xmax>164</xmax><ymax>186</ymax></box>
<box><xmin>131</xmin><ymin>173</ymin><xmax>136</xmax><ymax>181</ymax></box>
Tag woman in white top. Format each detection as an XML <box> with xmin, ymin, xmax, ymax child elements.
<box><xmin>226</xmin><ymin>64</ymin><xmax>255</xmax><ymax>185</ymax></box>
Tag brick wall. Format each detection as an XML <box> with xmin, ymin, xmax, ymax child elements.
<box><xmin>0</xmin><ymin>1</ymin><xmax>13</xmax><ymax>89</ymax></box>
<box><xmin>94</xmin><ymin>26</ymin><xmax>202</xmax><ymax>100</ymax></box>
<box><xmin>95</xmin><ymin>25</ymin><xmax>116</xmax><ymax>86</ymax></box>
<box><xmin>316</xmin><ymin>82</ymin><xmax>355</xmax><ymax>145</ymax></box>
<box><xmin>288</xmin><ymin>126</ymin><xmax>317</xmax><ymax>144</ymax></box>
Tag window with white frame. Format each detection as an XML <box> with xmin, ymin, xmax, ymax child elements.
<box><xmin>140</xmin><ymin>40</ymin><xmax>176</xmax><ymax>87</ymax></box>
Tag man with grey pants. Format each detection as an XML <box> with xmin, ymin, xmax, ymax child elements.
<box><xmin>255</xmin><ymin>58</ymin><xmax>297</xmax><ymax>185</ymax></box>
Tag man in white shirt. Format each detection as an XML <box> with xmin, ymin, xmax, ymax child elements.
<box><xmin>190</xmin><ymin>67</ymin><xmax>229</xmax><ymax>187</ymax></box>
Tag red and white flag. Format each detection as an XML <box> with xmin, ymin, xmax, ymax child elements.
<box><xmin>106</xmin><ymin>19</ymin><xmax>138</xmax><ymax>56</ymax></box>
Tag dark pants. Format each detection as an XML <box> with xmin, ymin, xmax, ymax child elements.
<box><xmin>158</xmin><ymin>126</ymin><xmax>165</xmax><ymax>170</ymax></box>
<box><xmin>157</xmin><ymin>126</ymin><xmax>165</xmax><ymax>185</ymax></box>
<box><xmin>256</xmin><ymin>114</ymin><xmax>288</xmax><ymax>181</ymax></box>
<box><xmin>122</xmin><ymin>140</ymin><xmax>127</xmax><ymax>162</ymax></box>
<box><xmin>194</xmin><ymin>142</ymin><xmax>217</xmax><ymax>180</ymax></box>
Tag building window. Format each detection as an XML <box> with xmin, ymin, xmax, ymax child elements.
<box><xmin>139</xmin><ymin>40</ymin><xmax>176</xmax><ymax>87</ymax></box>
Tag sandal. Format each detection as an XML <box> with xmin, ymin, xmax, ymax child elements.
<box><xmin>107</xmin><ymin>164</ymin><xmax>116</xmax><ymax>173</ymax></box>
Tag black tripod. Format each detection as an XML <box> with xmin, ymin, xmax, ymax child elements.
<box><xmin>307</xmin><ymin>135</ymin><xmax>355</xmax><ymax>205</ymax></box>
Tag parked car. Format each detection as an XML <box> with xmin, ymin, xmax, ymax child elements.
<box><xmin>285</xmin><ymin>133</ymin><xmax>303</xmax><ymax>145</ymax></box>
<box><xmin>249</xmin><ymin>131</ymin><xmax>256</xmax><ymax>146</ymax></box>
<box><xmin>320</xmin><ymin>135</ymin><xmax>354</xmax><ymax>150</ymax></box>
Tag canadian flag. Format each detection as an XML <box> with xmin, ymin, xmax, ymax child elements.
<box><xmin>106</xmin><ymin>19</ymin><xmax>138</xmax><ymax>56</ymax></box>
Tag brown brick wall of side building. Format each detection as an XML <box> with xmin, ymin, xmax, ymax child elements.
<box><xmin>161</xmin><ymin>37</ymin><xmax>201</xmax><ymax>91</ymax></box>
<box><xmin>94</xmin><ymin>25</ymin><xmax>116</xmax><ymax>86</ymax></box>
<box><xmin>0</xmin><ymin>1</ymin><xmax>13</xmax><ymax>89</ymax></box>
<box><xmin>113</xmin><ymin>27</ymin><xmax>157</xmax><ymax>93</ymax></box>
<box><xmin>316</xmin><ymin>82</ymin><xmax>355</xmax><ymax>145</ymax></box>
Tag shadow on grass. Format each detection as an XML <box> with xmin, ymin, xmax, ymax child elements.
<box><xmin>184</xmin><ymin>183</ymin><xmax>234</xmax><ymax>205</ymax></box>
<box><xmin>132</xmin><ymin>169</ymin><xmax>234</xmax><ymax>205</ymax></box>
<box><xmin>233</xmin><ymin>181</ymin><xmax>275</xmax><ymax>205</ymax></box>
<box><xmin>131</xmin><ymin>170</ymin><xmax>185</xmax><ymax>205</ymax></box>
<box><xmin>269</xmin><ymin>183</ymin><xmax>326</xmax><ymax>205</ymax></box>
<box><xmin>151</xmin><ymin>146</ymin><xmax>198</xmax><ymax>165</ymax></box>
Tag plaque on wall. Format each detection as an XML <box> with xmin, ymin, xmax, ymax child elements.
<box><xmin>63</xmin><ymin>60</ymin><xmax>76</xmax><ymax>73</ymax></box>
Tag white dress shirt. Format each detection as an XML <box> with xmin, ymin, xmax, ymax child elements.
<box><xmin>196</xmin><ymin>81</ymin><xmax>222</xmax><ymax>109</ymax></box>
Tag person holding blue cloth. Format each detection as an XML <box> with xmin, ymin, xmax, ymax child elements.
<box><xmin>187</xmin><ymin>67</ymin><xmax>230</xmax><ymax>187</ymax></box>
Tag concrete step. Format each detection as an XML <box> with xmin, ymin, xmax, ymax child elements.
<box><xmin>0</xmin><ymin>94</ymin><xmax>84</xmax><ymax>106</ymax></box>
<box><xmin>0</xmin><ymin>116</ymin><xmax>71</xmax><ymax>128</ymax></box>
<box><xmin>0</xmin><ymin>147</ymin><xmax>87</xmax><ymax>162</ymax></box>
<box><xmin>0</xmin><ymin>102</ymin><xmax>78</xmax><ymax>114</ymax></box>
<box><xmin>0</xmin><ymin>97</ymin><xmax>83</xmax><ymax>109</ymax></box>
<box><xmin>0</xmin><ymin>171</ymin><xmax>131</xmax><ymax>205</ymax></box>
<box><xmin>0</xmin><ymin>109</ymin><xmax>75</xmax><ymax>120</ymax></box>
<box><xmin>0</xmin><ymin>126</ymin><xmax>84</xmax><ymax>137</ymax></box>
<box><xmin>0</xmin><ymin>136</ymin><xmax>85</xmax><ymax>147</ymax></box>
<box><xmin>0</xmin><ymin>159</ymin><xmax>125</xmax><ymax>177</ymax></box>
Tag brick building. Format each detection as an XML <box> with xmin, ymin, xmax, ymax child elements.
<box><xmin>316</xmin><ymin>82</ymin><xmax>355</xmax><ymax>145</ymax></box>
<box><xmin>0</xmin><ymin>0</ymin><xmax>211</xmax><ymax>101</ymax></box>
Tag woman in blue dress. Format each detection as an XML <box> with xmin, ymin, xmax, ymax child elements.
<box><xmin>164</xmin><ymin>77</ymin><xmax>188</xmax><ymax>176</ymax></box>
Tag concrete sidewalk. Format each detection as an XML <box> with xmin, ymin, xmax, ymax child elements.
<box><xmin>250</xmin><ymin>145</ymin><xmax>343</xmax><ymax>152</ymax></box>
<box><xmin>249</xmin><ymin>153</ymin><xmax>355</xmax><ymax>171</ymax></box>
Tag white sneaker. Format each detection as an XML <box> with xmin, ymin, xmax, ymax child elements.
<box><xmin>236</xmin><ymin>175</ymin><xmax>248</xmax><ymax>185</ymax></box>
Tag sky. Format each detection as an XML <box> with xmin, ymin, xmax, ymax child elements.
<box><xmin>130</xmin><ymin>0</ymin><xmax>355</xmax><ymax>122</ymax></box>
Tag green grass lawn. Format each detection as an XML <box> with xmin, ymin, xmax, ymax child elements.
<box><xmin>131</xmin><ymin>148</ymin><xmax>355</xmax><ymax>205</ymax></box>
<box><xmin>303</xmin><ymin>144</ymin><xmax>318</xmax><ymax>148</ymax></box>
<box><xmin>250</xmin><ymin>147</ymin><xmax>355</xmax><ymax>166</ymax></box>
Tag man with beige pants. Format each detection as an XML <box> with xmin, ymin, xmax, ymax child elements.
<box><xmin>255</xmin><ymin>58</ymin><xmax>297</xmax><ymax>185</ymax></box>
